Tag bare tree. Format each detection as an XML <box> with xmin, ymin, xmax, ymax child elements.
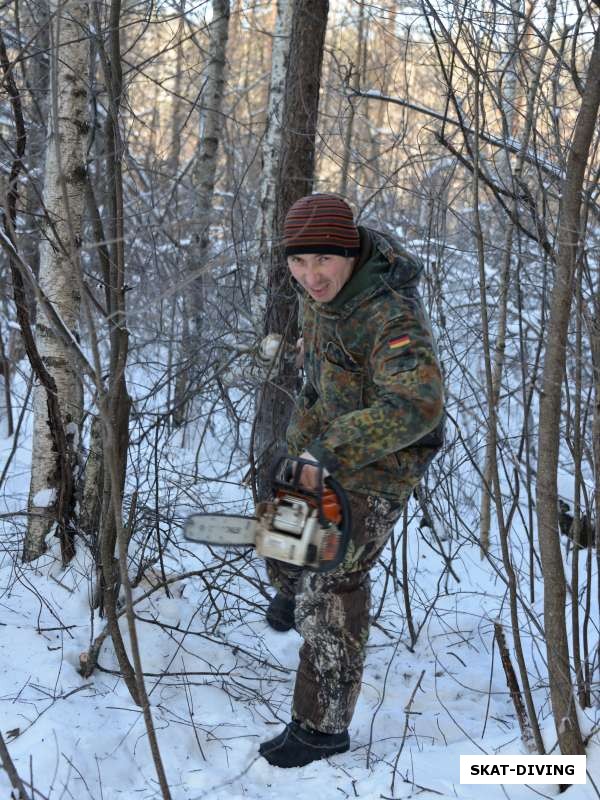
<box><xmin>23</xmin><ymin>0</ymin><xmax>89</xmax><ymax>562</ymax></box>
<box><xmin>253</xmin><ymin>0</ymin><xmax>294</xmax><ymax>318</ymax></box>
<box><xmin>338</xmin><ymin>0</ymin><xmax>365</xmax><ymax>198</ymax></box>
<box><xmin>2</xmin><ymin>1</ymin><xmax>600</xmax><ymax>791</ymax></box>
<box><xmin>535</xmin><ymin>24</ymin><xmax>600</xmax><ymax>757</ymax></box>
<box><xmin>20</xmin><ymin>0</ymin><xmax>51</xmax><ymax>290</ymax></box>
<box><xmin>253</xmin><ymin>0</ymin><xmax>329</xmax><ymax>500</ymax></box>
<box><xmin>479</xmin><ymin>0</ymin><xmax>525</xmax><ymax>557</ymax></box>
<box><xmin>173</xmin><ymin>0</ymin><xmax>231</xmax><ymax>428</ymax></box>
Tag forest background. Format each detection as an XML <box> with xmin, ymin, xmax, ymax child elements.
<box><xmin>0</xmin><ymin>0</ymin><xmax>600</xmax><ymax>798</ymax></box>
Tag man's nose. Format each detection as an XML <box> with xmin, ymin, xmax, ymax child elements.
<box><xmin>305</xmin><ymin>271</ymin><xmax>322</xmax><ymax>286</ymax></box>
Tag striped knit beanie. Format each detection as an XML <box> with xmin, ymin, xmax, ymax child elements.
<box><xmin>283</xmin><ymin>194</ymin><xmax>360</xmax><ymax>257</ymax></box>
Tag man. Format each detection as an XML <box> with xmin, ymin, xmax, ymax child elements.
<box><xmin>259</xmin><ymin>193</ymin><xmax>444</xmax><ymax>768</ymax></box>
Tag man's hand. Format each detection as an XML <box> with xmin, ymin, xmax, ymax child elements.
<box><xmin>296</xmin><ymin>451</ymin><xmax>328</xmax><ymax>491</ymax></box>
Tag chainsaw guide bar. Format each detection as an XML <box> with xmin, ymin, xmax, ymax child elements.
<box><xmin>184</xmin><ymin>514</ymin><xmax>258</xmax><ymax>546</ymax></box>
<box><xmin>182</xmin><ymin>454</ymin><xmax>352</xmax><ymax>572</ymax></box>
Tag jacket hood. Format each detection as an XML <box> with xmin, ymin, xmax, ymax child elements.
<box><xmin>297</xmin><ymin>226</ymin><xmax>423</xmax><ymax>319</ymax></box>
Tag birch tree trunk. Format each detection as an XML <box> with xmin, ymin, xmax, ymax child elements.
<box><xmin>253</xmin><ymin>0</ymin><xmax>329</xmax><ymax>500</ymax></box>
<box><xmin>536</xmin><ymin>24</ymin><xmax>600</xmax><ymax>757</ymax></box>
<box><xmin>24</xmin><ymin>0</ymin><xmax>88</xmax><ymax>562</ymax></box>
<box><xmin>253</xmin><ymin>0</ymin><xmax>293</xmax><ymax>323</ymax></box>
<box><xmin>173</xmin><ymin>0</ymin><xmax>230</xmax><ymax>428</ymax></box>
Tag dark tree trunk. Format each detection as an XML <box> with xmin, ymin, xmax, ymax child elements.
<box><xmin>254</xmin><ymin>0</ymin><xmax>329</xmax><ymax>500</ymax></box>
<box><xmin>536</xmin><ymin>25</ymin><xmax>600</xmax><ymax>757</ymax></box>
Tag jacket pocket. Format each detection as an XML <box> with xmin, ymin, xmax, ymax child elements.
<box><xmin>321</xmin><ymin>343</ymin><xmax>364</xmax><ymax>415</ymax></box>
<box><xmin>382</xmin><ymin>353</ymin><xmax>418</xmax><ymax>375</ymax></box>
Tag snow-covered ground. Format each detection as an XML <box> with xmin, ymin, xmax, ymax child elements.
<box><xmin>1</xmin><ymin>379</ymin><xmax>599</xmax><ymax>799</ymax></box>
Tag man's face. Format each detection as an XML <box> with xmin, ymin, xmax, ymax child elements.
<box><xmin>287</xmin><ymin>253</ymin><xmax>356</xmax><ymax>303</ymax></box>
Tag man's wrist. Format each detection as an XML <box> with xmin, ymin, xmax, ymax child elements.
<box><xmin>299</xmin><ymin>449</ymin><xmax>330</xmax><ymax>478</ymax></box>
<box><xmin>301</xmin><ymin>443</ymin><xmax>340</xmax><ymax>477</ymax></box>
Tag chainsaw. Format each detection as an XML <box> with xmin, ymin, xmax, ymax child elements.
<box><xmin>183</xmin><ymin>455</ymin><xmax>352</xmax><ymax>572</ymax></box>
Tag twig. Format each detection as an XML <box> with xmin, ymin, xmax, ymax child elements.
<box><xmin>433</xmin><ymin>664</ymin><xmax>487</xmax><ymax>754</ymax></box>
<box><xmin>191</xmin><ymin>754</ymin><xmax>263</xmax><ymax>799</ymax></box>
<box><xmin>390</xmin><ymin>669</ymin><xmax>425</xmax><ymax>797</ymax></box>
<box><xmin>348</xmin><ymin>84</ymin><xmax>573</xmax><ymax>186</ymax></box>
<box><xmin>494</xmin><ymin>621</ymin><xmax>536</xmax><ymax>752</ymax></box>
<box><xmin>80</xmin><ymin>563</ymin><xmax>290</xmax><ymax>677</ymax></box>
<box><xmin>0</xmin><ymin>374</ymin><xmax>33</xmax><ymax>492</ymax></box>
<box><xmin>153</xmin><ymin>424</ymin><xmax>170</xmax><ymax>595</ymax></box>
<box><xmin>49</xmin><ymin>574</ymin><xmax>75</xmax><ymax>594</ymax></box>
<box><xmin>415</xmin><ymin>486</ymin><xmax>461</xmax><ymax>584</ymax></box>
<box><xmin>181</xmin><ymin>657</ymin><xmax>207</xmax><ymax>761</ymax></box>
<box><xmin>381</xmin><ymin>780</ymin><xmax>445</xmax><ymax>798</ymax></box>
<box><xmin>481</xmin><ymin>625</ymin><xmax>496</xmax><ymax>740</ymax></box>
<box><xmin>367</xmin><ymin>638</ymin><xmax>401</xmax><ymax>768</ymax></box>
<box><xmin>0</xmin><ymin>730</ymin><xmax>31</xmax><ymax>799</ymax></box>
<box><xmin>401</xmin><ymin>507</ymin><xmax>417</xmax><ymax>648</ymax></box>
<box><xmin>587</xmin><ymin>768</ymin><xmax>600</xmax><ymax>800</ymax></box>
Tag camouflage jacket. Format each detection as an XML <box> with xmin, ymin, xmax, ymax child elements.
<box><xmin>286</xmin><ymin>226</ymin><xmax>444</xmax><ymax>500</ymax></box>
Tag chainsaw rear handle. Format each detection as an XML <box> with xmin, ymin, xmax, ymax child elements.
<box><xmin>270</xmin><ymin>453</ymin><xmax>352</xmax><ymax>572</ymax></box>
<box><xmin>315</xmin><ymin>473</ymin><xmax>352</xmax><ymax>572</ymax></box>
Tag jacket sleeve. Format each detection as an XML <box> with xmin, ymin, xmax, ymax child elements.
<box><xmin>306</xmin><ymin>306</ymin><xmax>444</xmax><ymax>474</ymax></box>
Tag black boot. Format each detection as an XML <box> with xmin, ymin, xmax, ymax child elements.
<box><xmin>259</xmin><ymin>721</ymin><xmax>349</xmax><ymax>768</ymax></box>
<box><xmin>265</xmin><ymin>593</ymin><xmax>295</xmax><ymax>632</ymax></box>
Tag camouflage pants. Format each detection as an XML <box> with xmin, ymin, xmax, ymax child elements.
<box><xmin>266</xmin><ymin>487</ymin><xmax>410</xmax><ymax>734</ymax></box>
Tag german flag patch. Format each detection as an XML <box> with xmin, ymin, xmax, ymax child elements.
<box><xmin>389</xmin><ymin>335</ymin><xmax>411</xmax><ymax>351</ymax></box>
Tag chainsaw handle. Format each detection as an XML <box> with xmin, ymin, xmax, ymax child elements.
<box><xmin>316</xmin><ymin>473</ymin><xmax>352</xmax><ymax>572</ymax></box>
<box><xmin>321</xmin><ymin>474</ymin><xmax>350</xmax><ymax>530</ymax></box>
<box><xmin>270</xmin><ymin>453</ymin><xmax>352</xmax><ymax>572</ymax></box>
